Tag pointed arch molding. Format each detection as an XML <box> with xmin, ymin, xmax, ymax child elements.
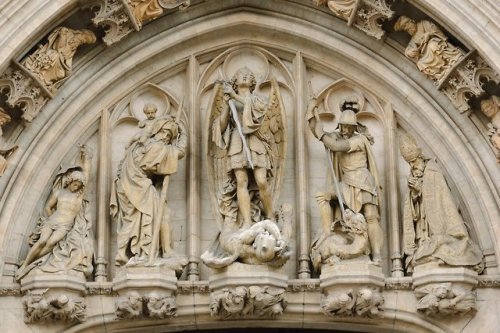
<box><xmin>0</xmin><ymin>2</ymin><xmax>498</xmax><ymax>269</ymax></box>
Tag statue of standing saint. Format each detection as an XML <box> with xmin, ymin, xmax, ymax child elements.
<box><xmin>201</xmin><ymin>67</ymin><xmax>292</xmax><ymax>268</ymax></box>
<box><xmin>111</xmin><ymin>103</ymin><xmax>188</xmax><ymax>269</ymax></box>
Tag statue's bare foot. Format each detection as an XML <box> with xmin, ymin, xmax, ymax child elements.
<box><xmin>371</xmin><ymin>254</ymin><xmax>382</xmax><ymax>266</ymax></box>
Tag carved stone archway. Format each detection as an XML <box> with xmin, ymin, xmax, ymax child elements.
<box><xmin>0</xmin><ymin>1</ymin><xmax>498</xmax><ymax>333</ymax></box>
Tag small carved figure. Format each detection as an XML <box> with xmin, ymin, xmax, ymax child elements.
<box><xmin>210</xmin><ymin>286</ymin><xmax>286</xmax><ymax>319</ymax></box>
<box><xmin>394</xmin><ymin>16</ymin><xmax>464</xmax><ymax>82</ymax></box>
<box><xmin>321</xmin><ymin>291</ymin><xmax>355</xmax><ymax>316</ymax></box>
<box><xmin>128</xmin><ymin>0</ymin><xmax>191</xmax><ymax>27</ymax></box>
<box><xmin>307</xmin><ymin>97</ymin><xmax>383</xmax><ymax>265</ymax></box>
<box><xmin>354</xmin><ymin>288</ymin><xmax>384</xmax><ymax>317</ymax></box>
<box><xmin>111</xmin><ymin>110</ymin><xmax>188</xmax><ymax>268</ymax></box>
<box><xmin>480</xmin><ymin>95</ymin><xmax>500</xmax><ymax>162</ymax></box>
<box><xmin>400</xmin><ymin>134</ymin><xmax>484</xmax><ymax>273</ymax></box>
<box><xmin>146</xmin><ymin>293</ymin><xmax>177</xmax><ymax>319</ymax></box>
<box><xmin>415</xmin><ymin>283</ymin><xmax>476</xmax><ymax>316</ymax></box>
<box><xmin>23</xmin><ymin>291</ymin><xmax>86</xmax><ymax>323</ymax></box>
<box><xmin>314</xmin><ymin>0</ymin><xmax>356</xmax><ymax>20</ymax></box>
<box><xmin>0</xmin><ymin>107</ymin><xmax>11</xmax><ymax>137</ymax></box>
<box><xmin>21</xmin><ymin>27</ymin><xmax>96</xmax><ymax>92</ymax></box>
<box><xmin>311</xmin><ymin>209</ymin><xmax>370</xmax><ymax>272</ymax></box>
<box><xmin>16</xmin><ymin>145</ymin><xmax>94</xmax><ymax>280</ymax></box>
<box><xmin>116</xmin><ymin>292</ymin><xmax>144</xmax><ymax>319</ymax></box>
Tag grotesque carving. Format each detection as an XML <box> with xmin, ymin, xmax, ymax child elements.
<box><xmin>116</xmin><ymin>292</ymin><xmax>177</xmax><ymax>319</ymax></box>
<box><xmin>480</xmin><ymin>95</ymin><xmax>500</xmax><ymax>162</ymax></box>
<box><xmin>307</xmin><ymin>97</ymin><xmax>383</xmax><ymax>265</ymax></box>
<box><xmin>311</xmin><ymin>208</ymin><xmax>370</xmax><ymax>272</ymax></box>
<box><xmin>116</xmin><ymin>292</ymin><xmax>143</xmax><ymax>319</ymax></box>
<box><xmin>16</xmin><ymin>145</ymin><xmax>94</xmax><ymax>281</ymax></box>
<box><xmin>399</xmin><ymin>134</ymin><xmax>484</xmax><ymax>273</ymax></box>
<box><xmin>0</xmin><ymin>108</ymin><xmax>11</xmax><ymax>138</ymax></box>
<box><xmin>145</xmin><ymin>293</ymin><xmax>177</xmax><ymax>319</ymax></box>
<box><xmin>394</xmin><ymin>16</ymin><xmax>465</xmax><ymax>83</ymax></box>
<box><xmin>322</xmin><ymin>288</ymin><xmax>383</xmax><ymax>317</ymax></box>
<box><xmin>111</xmin><ymin>105</ymin><xmax>188</xmax><ymax>269</ymax></box>
<box><xmin>415</xmin><ymin>283</ymin><xmax>476</xmax><ymax>317</ymax></box>
<box><xmin>21</xmin><ymin>27</ymin><xmax>96</xmax><ymax>93</ymax></box>
<box><xmin>314</xmin><ymin>0</ymin><xmax>394</xmax><ymax>39</ymax></box>
<box><xmin>203</xmin><ymin>67</ymin><xmax>290</xmax><ymax>268</ymax></box>
<box><xmin>210</xmin><ymin>286</ymin><xmax>286</xmax><ymax>319</ymax></box>
<box><xmin>23</xmin><ymin>290</ymin><xmax>86</xmax><ymax>323</ymax></box>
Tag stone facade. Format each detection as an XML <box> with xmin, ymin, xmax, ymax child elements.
<box><xmin>0</xmin><ymin>1</ymin><xmax>499</xmax><ymax>333</ymax></box>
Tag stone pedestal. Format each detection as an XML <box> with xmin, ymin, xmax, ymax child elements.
<box><xmin>113</xmin><ymin>265</ymin><xmax>178</xmax><ymax>297</ymax></box>
<box><xmin>319</xmin><ymin>261</ymin><xmax>385</xmax><ymax>317</ymax></box>
<box><xmin>412</xmin><ymin>263</ymin><xmax>478</xmax><ymax>317</ymax></box>
<box><xmin>113</xmin><ymin>265</ymin><xmax>179</xmax><ymax>320</ymax></box>
<box><xmin>208</xmin><ymin>263</ymin><xmax>288</xmax><ymax>319</ymax></box>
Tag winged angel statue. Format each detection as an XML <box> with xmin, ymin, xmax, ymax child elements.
<box><xmin>201</xmin><ymin>67</ymin><xmax>292</xmax><ymax>269</ymax></box>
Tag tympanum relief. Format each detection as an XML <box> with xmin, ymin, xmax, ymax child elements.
<box><xmin>16</xmin><ymin>145</ymin><xmax>95</xmax><ymax>281</ymax></box>
<box><xmin>399</xmin><ymin>134</ymin><xmax>484</xmax><ymax>273</ymax></box>
<box><xmin>111</xmin><ymin>101</ymin><xmax>188</xmax><ymax>270</ymax></box>
<box><xmin>307</xmin><ymin>97</ymin><xmax>383</xmax><ymax>268</ymax></box>
<box><xmin>201</xmin><ymin>66</ymin><xmax>291</xmax><ymax>269</ymax></box>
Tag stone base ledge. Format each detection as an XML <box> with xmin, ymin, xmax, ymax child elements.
<box><xmin>20</xmin><ymin>271</ymin><xmax>86</xmax><ymax>295</ymax></box>
<box><xmin>208</xmin><ymin>263</ymin><xmax>288</xmax><ymax>290</ymax></box>
<box><xmin>320</xmin><ymin>262</ymin><xmax>385</xmax><ymax>291</ymax></box>
<box><xmin>113</xmin><ymin>265</ymin><xmax>178</xmax><ymax>296</ymax></box>
<box><xmin>412</xmin><ymin>263</ymin><xmax>478</xmax><ymax>288</ymax></box>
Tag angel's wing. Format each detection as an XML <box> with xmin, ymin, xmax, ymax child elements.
<box><xmin>262</xmin><ymin>79</ymin><xmax>287</xmax><ymax>206</ymax></box>
<box><xmin>206</xmin><ymin>83</ymin><xmax>234</xmax><ymax>230</ymax></box>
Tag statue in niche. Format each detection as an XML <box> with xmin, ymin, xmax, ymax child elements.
<box><xmin>128</xmin><ymin>0</ymin><xmax>191</xmax><ymax>27</ymax></box>
<box><xmin>21</xmin><ymin>27</ymin><xmax>96</xmax><ymax>93</ymax></box>
<box><xmin>202</xmin><ymin>67</ymin><xmax>291</xmax><ymax>268</ymax></box>
<box><xmin>399</xmin><ymin>133</ymin><xmax>484</xmax><ymax>273</ymax></box>
<box><xmin>415</xmin><ymin>283</ymin><xmax>476</xmax><ymax>316</ymax></box>
<box><xmin>314</xmin><ymin>0</ymin><xmax>356</xmax><ymax>20</ymax></box>
<box><xmin>16</xmin><ymin>145</ymin><xmax>94</xmax><ymax>281</ymax></box>
<box><xmin>394</xmin><ymin>16</ymin><xmax>464</xmax><ymax>82</ymax></box>
<box><xmin>480</xmin><ymin>95</ymin><xmax>500</xmax><ymax>162</ymax></box>
<box><xmin>307</xmin><ymin>97</ymin><xmax>383</xmax><ymax>266</ymax></box>
<box><xmin>111</xmin><ymin>102</ymin><xmax>188</xmax><ymax>269</ymax></box>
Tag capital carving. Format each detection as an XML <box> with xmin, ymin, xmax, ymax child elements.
<box><xmin>321</xmin><ymin>287</ymin><xmax>384</xmax><ymax>318</ymax></box>
<box><xmin>210</xmin><ymin>286</ymin><xmax>286</xmax><ymax>319</ymax></box>
<box><xmin>23</xmin><ymin>290</ymin><xmax>86</xmax><ymax>323</ymax></box>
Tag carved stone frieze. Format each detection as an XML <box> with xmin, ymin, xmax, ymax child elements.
<box><xmin>439</xmin><ymin>52</ymin><xmax>500</xmax><ymax>113</ymax></box>
<box><xmin>115</xmin><ymin>292</ymin><xmax>177</xmax><ymax>320</ymax></box>
<box><xmin>23</xmin><ymin>290</ymin><xmax>86</xmax><ymax>323</ymax></box>
<box><xmin>321</xmin><ymin>287</ymin><xmax>384</xmax><ymax>318</ymax></box>
<box><xmin>415</xmin><ymin>283</ymin><xmax>477</xmax><ymax>317</ymax></box>
<box><xmin>210</xmin><ymin>286</ymin><xmax>286</xmax><ymax>319</ymax></box>
<box><xmin>87</xmin><ymin>0</ymin><xmax>190</xmax><ymax>46</ymax></box>
<box><xmin>314</xmin><ymin>0</ymin><xmax>394</xmax><ymax>39</ymax></box>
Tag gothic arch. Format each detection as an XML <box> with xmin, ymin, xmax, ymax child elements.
<box><xmin>0</xmin><ymin>1</ymin><xmax>498</xmax><ymax>332</ymax></box>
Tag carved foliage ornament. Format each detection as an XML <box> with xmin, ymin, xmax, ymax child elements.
<box><xmin>23</xmin><ymin>290</ymin><xmax>86</xmax><ymax>323</ymax></box>
<box><xmin>314</xmin><ymin>0</ymin><xmax>394</xmax><ymax>39</ymax></box>
<box><xmin>210</xmin><ymin>286</ymin><xmax>287</xmax><ymax>319</ymax></box>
